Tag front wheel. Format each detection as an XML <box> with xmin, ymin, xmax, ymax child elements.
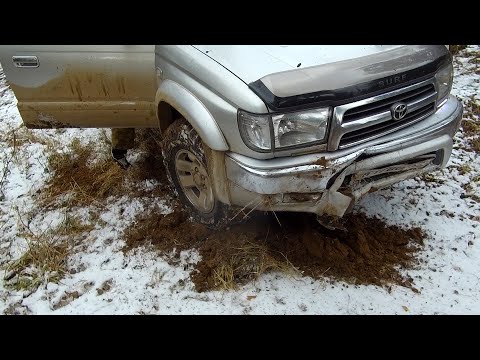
<box><xmin>161</xmin><ymin>117</ymin><xmax>226</xmax><ymax>227</ymax></box>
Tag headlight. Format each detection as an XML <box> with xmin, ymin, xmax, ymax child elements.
<box><xmin>435</xmin><ymin>63</ymin><xmax>453</xmax><ymax>108</ymax></box>
<box><xmin>272</xmin><ymin>108</ymin><xmax>330</xmax><ymax>148</ymax></box>
<box><xmin>238</xmin><ymin>108</ymin><xmax>330</xmax><ymax>152</ymax></box>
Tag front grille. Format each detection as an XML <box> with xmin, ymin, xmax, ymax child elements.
<box><xmin>329</xmin><ymin>79</ymin><xmax>438</xmax><ymax>151</ymax></box>
<box><xmin>340</xmin><ymin>103</ymin><xmax>435</xmax><ymax>146</ymax></box>
<box><xmin>342</xmin><ymin>84</ymin><xmax>435</xmax><ymax>123</ymax></box>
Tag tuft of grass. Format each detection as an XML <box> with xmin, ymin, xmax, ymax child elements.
<box><xmin>457</xmin><ymin>164</ymin><xmax>472</xmax><ymax>175</ymax></box>
<box><xmin>62</xmin><ymin>212</ymin><xmax>95</xmax><ymax>236</ymax></box>
<box><xmin>3</xmin><ymin>211</ymin><xmax>94</xmax><ymax>292</ymax></box>
<box><xmin>462</xmin><ymin>120</ymin><xmax>480</xmax><ymax>137</ymax></box>
<box><xmin>470</xmin><ymin>138</ymin><xmax>480</xmax><ymax>153</ymax></box>
<box><xmin>212</xmin><ymin>265</ymin><xmax>236</xmax><ymax>290</ymax></box>
<box><xmin>469</xmin><ymin>100</ymin><xmax>480</xmax><ymax>116</ymax></box>
<box><xmin>40</xmin><ymin>130</ymin><xmax>170</xmax><ymax>207</ymax></box>
<box><xmin>461</xmin><ymin>98</ymin><xmax>480</xmax><ymax>154</ymax></box>
<box><xmin>421</xmin><ymin>173</ymin><xmax>445</xmax><ymax>184</ymax></box>
<box><xmin>212</xmin><ymin>241</ymin><xmax>297</xmax><ymax>291</ymax></box>
<box><xmin>2</xmin><ymin>125</ymin><xmax>55</xmax><ymax>148</ymax></box>
<box><xmin>461</xmin><ymin>99</ymin><xmax>480</xmax><ymax>143</ymax></box>
<box><xmin>462</xmin><ymin>183</ymin><xmax>480</xmax><ymax>203</ymax></box>
<box><xmin>42</xmin><ymin>138</ymin><xmax>124</xmax><ymax>207</ymax></box>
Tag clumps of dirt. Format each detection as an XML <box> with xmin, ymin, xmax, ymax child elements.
<box><xmin>123</xmin><ymin>208</ymin><xmax>425</xmax><ymax>293</ymax></box>
<box><xmin>314</xmin><ymin>157</ymin><xmax>328</xmax><ymax>167</ymax></box>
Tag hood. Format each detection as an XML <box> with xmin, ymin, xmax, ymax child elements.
<box><xmin>193</xmin><ymin>45</ymin><xmax>403</xmax><ymax>83</ymax></box>
<box><xmin>193</xmin><ymin>45</ymin><xmax>451</xmax><ymax>111</ymax></box>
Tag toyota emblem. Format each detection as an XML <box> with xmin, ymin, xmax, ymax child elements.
<box><xmin>391</xmin><ymin>102</ymin><xmax>408</xmax><ymax>121</ymax></box>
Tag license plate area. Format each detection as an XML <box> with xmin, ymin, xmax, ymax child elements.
<box><xmin>353</xmin><ymin>154</ymin><xmax>436</xmax><ymax>182</ymax></box>
<box><xmin>343</xmin><ymin>151</ymin><xmax>441</xmax><ymax>189</ymax></box>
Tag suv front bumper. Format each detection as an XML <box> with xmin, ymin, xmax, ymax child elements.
<box><xmin>223</xmin><ymin>95</ymin><xmax>463</xmax><ymax>217</ymax></box>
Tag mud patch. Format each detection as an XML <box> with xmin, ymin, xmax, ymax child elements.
<box><xmin>123</xmin><ymin>207</ymin><xmax>210</xmax><ymax>254</ymax></box>
<box><xmin>124</xmin><ymin>209</ymin><xmax>425</xmax><ymax>292</ymax></box>
<box><xmin>127</xmin><ymin>129</ymin><xmax>170</xmax><ymax>198</ymax></box>
<box><xmin>314</xmin><ymin>156</ymin><xmax>328</xmax><ymax>167</ymax></box>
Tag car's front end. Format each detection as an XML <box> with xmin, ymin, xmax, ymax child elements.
<box><xmin>227</xmin><ymin>93</ymin><xmax>462</xmax><ymax>218</ymax></box>
<box><xmin>192</xmin><ymin>45</ymin><xmax>463</xmax><ymax>220</ymax></box>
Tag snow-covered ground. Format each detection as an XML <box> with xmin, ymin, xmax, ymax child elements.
<box><xmin>0</xmin><ymin>46</ymin><xmax>479</xmax><ymax>315</ymax></box>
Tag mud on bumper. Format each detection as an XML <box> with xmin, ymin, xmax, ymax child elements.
<box><xmin>224</xmin><ymin>96</ymin><xmax>463</xmax><ymax>217</ymax></box>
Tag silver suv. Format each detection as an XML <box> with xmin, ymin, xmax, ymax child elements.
<box><xmin>0</xmin><ymin>45</ymin><xmax>463</xmax><ymax>227</ymax></box>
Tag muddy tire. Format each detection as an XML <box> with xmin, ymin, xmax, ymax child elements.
<box><xmin>161</xmin><ymin>117</ymin><xmax>227</xmax><ymax>227</ymax></box>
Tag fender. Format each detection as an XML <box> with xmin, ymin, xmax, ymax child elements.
<box><xmin>155</xmin><ymin>79</ymin><xmax>229</xmax><ymax>151</ymax></box>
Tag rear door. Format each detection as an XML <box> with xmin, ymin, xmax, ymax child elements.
<box><xmin>0</xmin><ymin>45</ymin><xmax>157</xmax><ymax>128</ymax></box>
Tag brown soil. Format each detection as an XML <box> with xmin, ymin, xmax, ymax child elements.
<box><xmin>124</xmin><ymin>206</ymin><xmax>211</xmax><ymax>254</ymax></box>
<box><xmin>123</xmin><ymin>208</ymin><xmax>425</xmax><ymax>292</ymax></box>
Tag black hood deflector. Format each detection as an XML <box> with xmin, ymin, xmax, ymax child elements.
<box><xmin>248</xmin><ymin>45</ymin><xmax>451</xmax><ymax>112</ymax></box>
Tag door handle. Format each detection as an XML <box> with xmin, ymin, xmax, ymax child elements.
<box><xmin>12</xmin><ymin>56</ymin><xmax>39</xmax><ymax>68</ymax></box>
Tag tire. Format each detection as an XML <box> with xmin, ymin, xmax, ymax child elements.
<box><xmin>161</xmin><ymin>117</ymin><xmax>227</xmax><ymax>227</ymax></box>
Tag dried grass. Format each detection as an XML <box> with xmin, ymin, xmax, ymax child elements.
<box><xmin>40</xmin><ymin>130</ymin><xmax>169</xmax><ymax>207</ymax></box>
<box><xmin>462</xmin><ymin>183</ymin><xmax>480</xmax><ymax>203</ymax></box>
<box><xmin>470</xmin><ymin>138</ymin><xmax>480</xmax><ymax>153</ymax></box>
<box><xmin>3</xmin><ymin>210</ymin><xmax>94</xmax><ymax>292</ymax></box>
<box><xmin>1</xmin><ymin>126</ymin><xmax>58</xmax><ymax>199</ymax></box>
<box><xmin>1</xmin><ymin>126</ymin><xmax>168</xmax><ymax>294</ymax></box>
<box><xmin>41</xmin><ymin>138</ymin><xmax>125</xmax><ymax>208</ymax></box>
<box><xmin>462</xmin><ymin>120</ymin><xmax>480</xmax><ymax>136</ymax></box>
<box><xmin>420</xmin><ymin>173</ymin><xmax>445</xmax><ymax>184</ymax></box>
<box><xmin>457</xmin><ymin>164</ymin><xmax>472</xmax><ymax>175</ymax></box>
<box><xmin>212</xmin><ymin>241</ymin><xmax>297</xmax><ymax>291</ymax></box>
<box><xmin>459</xmin><ymin>97</ymin><xmax>480</xmax><ymax>153</ymax></box>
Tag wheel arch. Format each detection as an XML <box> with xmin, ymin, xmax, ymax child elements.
<box><xmin>155</xmin><ymin>80</ymin><xmax>229</xmax><ymax>151</ymax></box>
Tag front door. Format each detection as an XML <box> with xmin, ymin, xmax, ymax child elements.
<box><xmin>0</xmin><ymin>45</ymin><xmax>157</xmax><ymax>128</ymax></box>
